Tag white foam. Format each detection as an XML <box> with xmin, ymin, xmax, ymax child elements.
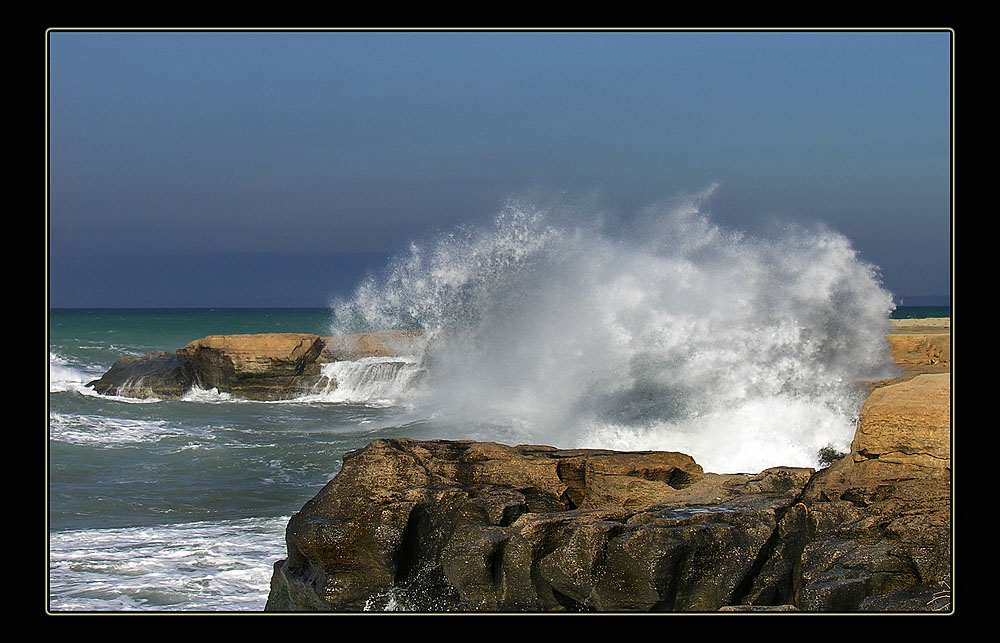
<box><xmin>180</xmin><ymin>386</ymin><xmax>235</xmax><ymax>403</ymax></box>
<box><xmin>49</xmin><ymin>352</ymin><xmax>105</xmax><ymax>394</ymax></box>
<box><xmin>48</xmin><ymin>413</ymin><xmax>196</xmax><ymax>447</ymax></box>
<box><xmin>303</xmin><ymin>357</ymin><xmax>425</xmax><ymax>405</ymax></box>
<box><xmin>330</xmin><ymin>189</ymin><xmax>896</xmax><ymax>473</ymax></box>
<box><xmin>581</xmin><ymin>395</ymin><xmax>857</xmax><ymax>474</ymax></box>
<box><xmin>48</xmin><ymin>516</ymin><xmax>288</xmax><ymax>611</ymax></box>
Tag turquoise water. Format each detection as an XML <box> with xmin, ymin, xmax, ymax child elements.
<box><xmin>48</xmin><ymin>308</ymin><xmax>332</xmax><ymax>365</ymax></box>
<box><xmin>890</xmin><ymin>305</ymin><xmax>950</xmax><ymax>319</ymax></box>
<box><xmin>48</xmin><ymin>307</ymin><xmax>532</xmax><ymax>611</ymax></box>
<box><xmin>47</xmin><ymin>308</ymin><xmax>449</xmax><ymax>611</ymax></box>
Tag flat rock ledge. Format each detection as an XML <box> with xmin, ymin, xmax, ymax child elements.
<box><xmin>265</xmin><ymin>372</ymin><xmax>951</xmax><ymax>613</ymax></box>
<box><xmin>877</xmin><ymin>318</ymin><xmax>950</xmax><ymax>385</ymax></box>
<box><xmin>86</xmin><ymin>331</ymin><xmax>423</xmax><ymax>401</ymax></box>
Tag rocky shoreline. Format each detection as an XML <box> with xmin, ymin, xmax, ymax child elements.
<box><xmin>86</xmin><ymin>330</ymin><xmax>423</xmax><ymax>400</ymax></box>
<box><xmin>85</xmin><ymin>319</ymin><xmax>953</xmax><ymax>612</ymax></box>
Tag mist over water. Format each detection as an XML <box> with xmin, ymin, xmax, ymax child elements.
<box><xmin>330</xmin><ymin>188</ymin><xmax>897</xmax><ymax>473</ymax></box>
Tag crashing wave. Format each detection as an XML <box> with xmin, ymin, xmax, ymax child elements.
<box><xmin>329</xmin><ymin>188</ymin><xmax>896</xmax><ymax>472</ymax></box>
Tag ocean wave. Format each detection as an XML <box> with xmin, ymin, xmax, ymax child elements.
<box><xmin>180</xmin><ymin>386</ymin><xmax>236</xmax><ymax>403</ymax></box>
<box><xmin>329</xmin><ymin>189</ymin><xmax>896</xmax><ymax>473</ymax></box>
<box><xmin>48</xmin><ymin>352</ymin><xmax>105</xmax><ymax>394</ymax></box>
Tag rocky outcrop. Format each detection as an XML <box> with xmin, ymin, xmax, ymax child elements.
<box><xmin>886</xmin><ymin>318</ymin><xmax>951</xmax><ymax>376</ymax></box>
<box><xmin>738</xmin><ymin>373</ymin><xmax>951</xmax><ymax>612</ymax></box>
<box><xmin>264</xmin><ymin>439</ymin><xmax>816</xmax><ymax>612</ymax></box>
<box><xmin>265</xmin><ymin>375</ymin><xmax>952</xmax><ymax>613</ymax></box>
<box><xmin>887</xmin><ymin>333</ymin><xmax>950</xmax><ymax>375</ymax></box>
<box><xmin>86</xmin><ymin>350</ymin><xmax>193</xmax><ymax>399</ymax></box>
<box><xmin>86</xmin><ymin>330</ymin><xmax>424</xmax><ymax>401</ymax></box>
<box><xmin>863</xmin><ymin>318</ymin><xmax>950</xmax><ymax>393</ymax></box>
<box><xmin>176</xmin><ymin>334</ymin><xmax>325</xmax><ymax>401</ymax></box>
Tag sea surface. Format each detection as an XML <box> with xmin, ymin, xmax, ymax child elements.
<box><xmin>47</xmin><ymin>308</ymin><xmax>440</xmax><ymax>611</ymax></box>
<box><xmin>889</xmin><ymin>305</ymin><xmax>951</xmax><ymax>319</ymax></box>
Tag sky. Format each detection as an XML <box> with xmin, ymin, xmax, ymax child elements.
<box><xmin>47</xmin><ymin>30</ymin><xmax>952</xmax><ymax>308</ymax></box>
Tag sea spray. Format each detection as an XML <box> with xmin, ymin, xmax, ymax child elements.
<box><xmin>329</xmin><ymin>189</ymin><xmax>897</xmax><ymax>473</ymax></box>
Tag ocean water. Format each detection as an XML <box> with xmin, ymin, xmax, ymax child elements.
<box><xmin>890</xmin><ymin>305</ymin><xmax>950</xmax><ymax>319</ymax></box>
<box><xmin>46</xmin><ymin>307</ymin><xmax>543</xmax><ymax>612</ymax></box>
<box><xmin>48</xmin><ymin>194</ymin><xmax>940</xmax><ymax>612</ymax></box>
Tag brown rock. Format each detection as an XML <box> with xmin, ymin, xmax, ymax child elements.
<box><xmin>178</xmin><ymin>333</ymin><xmax>326</xmax><ymax>400</ymax></box>
<box><xmin>265</xmin><ymin>439</ymin><xmax>812</xmax><ymax>612</ymax></box>
<box><xmin>179</xmin><ymin>333</ymin><xmax>323</xmax><ymax>374</ymax></box>
<box><xmin>865</xmin><ymin>318</ymin><xmax>950</xmax><ymax>391</ymax></box>
<box><xmin>88</xmin><ymin>331</ymin><xmax>426</xmax><ymax>401</ymax></box>
<box><xmin>85</xmin><ymin>350</ymin><xmax>192</xmax><ymax>398</ymax></box>
<box><xmin>853</xmin><ymin>373</ymin><xmax>951</xmax><ymax>473</ymax></box>
<box><xmin>266</xmin><ymin>367</ymin><xmax>952</xmax><ymax>612</ymax></box>
<box><xmin>741</xmin><ymin>373</ymin><xmax>952</xmax><ymax>611</ymax></box>
<box><xmin>575</xmin><ymin>451</ymin><xmax>703</xmax><ymax>511</ymax></box>
<box><xmin>886</xmin><ymin>333</ymin><xmax>950</xmax><ymax>374</ymax></box>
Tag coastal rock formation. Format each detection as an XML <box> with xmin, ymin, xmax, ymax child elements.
<box><xmin>265</xmin><ymin>374</ymin><xmax>951</xmax><ymax>612</ymax></box>
<box><xmin>86</xmin><ymin>330</ymin><xmax>424</xmax><ymax>401</ymax></box>
<box><xmin>85</xmin><ymin>318</ymin><xmax>952</xmax><ymax>611</ymax></box>
<box><xmin>264</xmin><ymin>439</ymin><xmax>815</xmax><ymax>612</ymax></box>
<box><xmin>862</xmin><ymin>318</ymin><xmax>950</xmax><ymax>393</ymax></box>
<box><xmin>886</xmin><ymin>318</ymin><xmax>950</xmax><ymax>376</ymax></box>
<box><xmin>86</xmin><ymin>350</ymin><xmax>193</xmax><ymax>399</ymax></box>
<box><xmin>738</xmin><ymin>372</ymin><xmax>951</xmax><ymax>611</ymax></box>
<box><xmin>178</xmin><ymin>333</ymin><xmax>325</xmax><ymax>401</ymax></box>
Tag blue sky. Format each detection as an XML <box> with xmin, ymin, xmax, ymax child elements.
<box><xmin>47</xmin><ymin>30</ymin><xmax>952</xmax><ymax>307</ymax></box>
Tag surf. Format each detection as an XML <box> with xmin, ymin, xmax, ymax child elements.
<box><xmin>328</xmin><ymin>188</ymin><xmax>897</xmax><ymax>473</ymax></box>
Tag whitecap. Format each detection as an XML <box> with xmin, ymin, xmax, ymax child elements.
<box><xmin>48</xmin><ymin>516</ymin><xmax>289</xmax><ymax>611</ymax></box>
<box><xmin>48</xmin><ymin>413</ymin><xmax>193</xmax><ymax>447</ymax></box>
<box><xmin>48</xmin><ymin>352</ymin><xmax>105</xmax><ymax>394</ymax></box>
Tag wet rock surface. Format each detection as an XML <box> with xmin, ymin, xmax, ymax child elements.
<box><xmin>265</xmin><ymin>438</ymin><xmax>819</xmax><ymax>612</ymax></box>
<box><xmin>86</xmin><ymin>350</ymin><xmax>193</xmax><ymax>399</ymax></box>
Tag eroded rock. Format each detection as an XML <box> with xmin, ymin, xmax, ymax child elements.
<box><xmin>86</xmin><ymin>350</ymin><xmax>192</xmax><ymax>398</ymax></box>
<box><xmin>178</xmin><ymin>333</ymin><xmax>325</xmax><ymax>400</ymax></box>
<box><xmin>265</xmin><ymin>439</ymin><xmax>814</xmax><ymax>612</ymax></box>
<box><xmin>739</xmin><ymin>373</ymin><xmax>951</xmax><ymax>612</ymax></box>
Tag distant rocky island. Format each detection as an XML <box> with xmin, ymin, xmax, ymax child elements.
<box><xmin>87</xmin><ymin>320</ymin><xmax>952</xmax><ymax>612</ymax></box>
